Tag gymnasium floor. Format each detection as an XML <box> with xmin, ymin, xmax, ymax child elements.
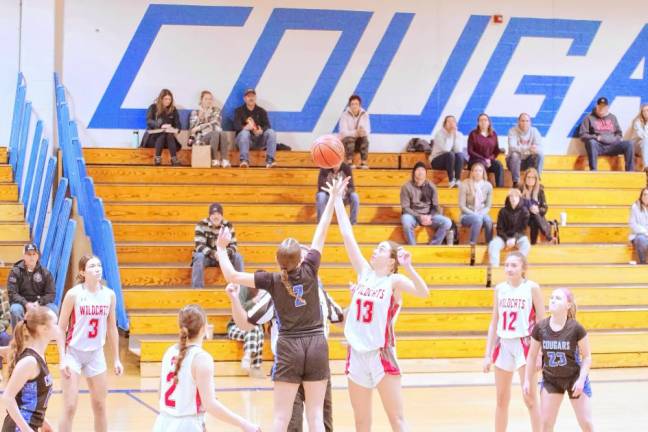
<box><xmin>30</xmin><ymin>366</ymin><xmax>648</xmax><ymax>431</ymax></box>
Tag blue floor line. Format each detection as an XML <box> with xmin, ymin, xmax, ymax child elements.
<box><xmin>126</xmin><ymin>392</ymin><xmax>160</xmax><ymax>415</ymax></box>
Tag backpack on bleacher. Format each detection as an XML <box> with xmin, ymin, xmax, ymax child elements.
<box><xmin>406</xmin><ymin>138</ymin><xmax>432</xmax><ymax>155</ymax></box>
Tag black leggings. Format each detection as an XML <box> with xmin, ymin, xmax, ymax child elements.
<box><xmin>529</xmin><ymin>213</ymin><xmax>552</xmax><ymax>244</ymax></box>
<box><xmin>151</xmin><ymin>132</ymin><xmax>177</xmax><ymax>157</ymax></box>
<box><xmin>431</xmin><ymin>152</ymin><xmax>464</xmax><ymax>181</ymax></box>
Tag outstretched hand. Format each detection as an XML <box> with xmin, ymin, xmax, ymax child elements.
<box><xmin>217</xmin><ymin>226</ymin><xmax>232</xmax><ymax>249</ymax></box>
<box><xmin>322</xmin><ymin>176</ymin><xmax>350</xmax><ymax>201</ymax></box>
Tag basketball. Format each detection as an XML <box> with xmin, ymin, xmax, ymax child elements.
<box><xmin>311</xmin><ymin>134</ymin><xmax>345</xmax><ymax>169</ymax></box>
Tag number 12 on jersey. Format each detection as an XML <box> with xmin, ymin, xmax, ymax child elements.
<box><xmin>502</xmin><ymin>311</ymin><xmax>518</xmax><ymax>331</ymax></box>
<box><xmin>355</xmin><ymin>299</ymin><xmax>374</xmax><ymax>323</ymax></box>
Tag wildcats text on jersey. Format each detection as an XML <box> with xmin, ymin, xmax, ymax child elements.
<box><xmin>78</xmin><ymin>305</ymin><xmax>110</xmax><ymax>317</ymax></box>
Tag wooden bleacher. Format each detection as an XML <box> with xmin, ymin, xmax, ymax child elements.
<box><xmin>4</xmin><ymin>146</ymin><xmax>648</xmax><ymax>374</ymax></box>
<box><xmin>82</xmin><ymin>148</ymin><xmax>648</xmax><ymax>375</ymax></box>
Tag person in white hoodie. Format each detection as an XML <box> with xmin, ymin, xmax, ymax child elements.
<box><xmin>339</xmin><ymin>95</ymin><xmax>371</xmax><ymax>169</ymax></box>
<box><xmin>632</xmin><ymin>104</ymin><xmax>648</xmax><ymax>171</ymax></box>
<box><xmin>430</xmin><ymin>115</ymin><xmax>466</xmax><ymax>188</ymax></box>
<box><xmin>629</xmin><ymin>187</ymin><xmax>648</xmax><ymax>264</ymax></box>
<box><xmin>506</xmin><ymin>113</ymin><xmax>544</xmax><ymax>187</ymax></box>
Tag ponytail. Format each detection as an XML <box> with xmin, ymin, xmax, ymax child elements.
<box><xmin>8</xmin><ymin>321</ymin><xmax>29</xmax><ymax>376</ymax></box>
<box><xmin>560</xmin><ymin>288</ymin><xmax>578</xmax><ymax>320</ymax></box>
<box><xmin>280</xmin><ymin>268</ymin><xmax>295</xmax><ymax>299</ymax></box>
<box><xmin>173</xmin><ymin>304</ymin><xmax>207</xmax><ymax>385</ymax></box>
<box><xmin>174</xmin><ymin>327</ymin><xmax>189</xmax><ymax>385</ymax></box>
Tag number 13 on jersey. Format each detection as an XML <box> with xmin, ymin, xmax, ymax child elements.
<box><xmin>355</xmin><ymin>299</ymin><xmax>374</xmax><ymax>323</ymax></box>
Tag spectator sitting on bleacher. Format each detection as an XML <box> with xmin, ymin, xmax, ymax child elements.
<box><xmin>468</xmin><ymin>113</ymin><xmax>503</xmax><ymax>187</ymax></box>
<box><xmin>632</xmin><ymin>104</ymin><xmax>648</xmax><ymax>172</ymax></box>
<box><xmin>629</xmin><ymin>187</ymin><xmax>648</xmax><ymax>264</ymax></box>
<box><xmin>316</xmin><ymin>161</ymin><xmax>359</xmax><ymax>225</ymax></box>
<box><xmin>189</xmin><ymin>90</ymin><xmax>230</xmax><ymax>168</ymax></box>
<box><xmin>0</xmin><ymin>283</ymin><xmax>11</xmax><ymax>359</ymax></box>
<box><xmin>579</xmin><ymin>97</ymin><xmax>634</xmax><ymax>172</ymax></box>
<box><xmin>507</xmin><ymin>113</ymin><xmax>544</xmax><ymax>187</ymax></box>
<box><xmin>519</xmin><ymin>168</ymin><xmax>555</xmax><ymax>245</ymax></box>
<box><xmin>488</xmin><ymin>189</ymin><xmax>530</xmax><ymax>267</ymax></box>
<box><xmin>191</xmin><ymin>203</ymin><xmax>246</xmax><ymax>291</ymax></box>
<box><xmin>459</xmin><ymin>162</ymin><xmax>493</xmax><ymax>245</ymax></box>
<box><xmin>400</xmin><ymin>161</ymin><xmax>452</xmax><ymax>245</ymax></box>
<box><xmin>339</xmin><ymin>94</ymin><xmax>371</xmax><ymax>169</ymax></box>
<box><xmin>142</xmin><ymin>88</ymin><xmax>181</xmax><ymax>166</ymax></box>
<box><xmin>233</xmin><ymin>88</ymin><xmax>277</xmax><ymax>168</ymax></box>
<box><xmin>430</xmin><ymin>115</ymin><xmax>465</xmax><ymax>188</ymax></box>
<box><xmin>7</xmin><ymin>243</ymin><xmax>58</xmax><ymax>329</ymax></box>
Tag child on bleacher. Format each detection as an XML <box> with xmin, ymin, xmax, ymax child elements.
<box><xmin>488</xmin><ymin>189</ymin><xmax>530</xmax><ymax>267</ymax></box>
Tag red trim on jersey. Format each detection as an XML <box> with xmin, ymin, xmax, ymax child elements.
<box><xmin>379</xmin><ymin>348</ymin><xmax>401</xmax><ymax>375</ymax></box>
<box><xmin>66</xmin><ymin>308</ymin><xmax>76</xmax><ymax>347</ymax></box>
<box><xmin>195</xmin><ymin>390</ymin><xmax>203</xmax><ymax>413</ymax></box>
<box><xmin>382</xmin><ymin>294</ymin><xmax>401</xmax><ymax>349</ymax></box>
<box><xmin>527</xmin><ymin>305</ymin><xmax>537</xmax><ymax>336</ymax></box>
<box><xmin>521</xmin><ymin>337</ymin><xmax>531</xmax><ymax>358</ymax></box>
<box><xmin>492</xmin><ymin>343</ymin><xmax>501</xmax><ymax>364</ymax></box>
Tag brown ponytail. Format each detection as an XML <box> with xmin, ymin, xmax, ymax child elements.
<box><xmin>8</xmin><ymin>306</ymin><xmax>53</xmax><ymax>377</ymax></box>
<box><xmin>386</xmin><ymin>241</ymin><xmax>400</xmax><ymax>274</ymax></box>
<box><xmin>276</xmin><ymin>238</ymin><xmax>302</xmax><ymax>299</ymax></box>
<box><xmin>173</xmin><ymin>304</ymin><xmax>207</xmax><ymax>384</ymax></box>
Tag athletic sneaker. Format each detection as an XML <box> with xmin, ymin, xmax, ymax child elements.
<box><xmin>211</xmin><ymin>159</ymin><xmax>220</xmax><ymax>167</ymax></box>
<box><xmin>239</xmin><ymin>160</ymin><xmax>249</xmax><ymax>168</ymax></box>
<box><xmin>221</xmin><ymin>159</ymin><xmax>231</xmax><ymax>168</ymax></box>
<box><xmin>448</xmin><ymin>179</ymin><xmax>457</xmax><ymax>188</ymax></box>
<box><xmin>360</xmin><ymin>161</ymin><xmax>369</xmax><ymax>169</ymax></box>
<box><xmin>265</xmin><ymin>160</ymin><xmax>277</xmax><ymax>168</ymax></box>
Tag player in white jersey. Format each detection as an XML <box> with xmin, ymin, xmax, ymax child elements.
<box><xmin>483</xmin><ymin>252</ymin><xmax>545</xmax><ymax>432</ymax></box>
<box><xmin>153</xmin><ymin>304</ymin><xmax>260</xmax><ymax>432</ymax></box>
<box><xmin>332</xmin><ymin>187</ymin><xmax>429</xmax><ymax>432</ymax></box>
<box><xmin>58</xmin><ymin>255</ymin><xmax>123</xmax><ymax>432</ymax></box>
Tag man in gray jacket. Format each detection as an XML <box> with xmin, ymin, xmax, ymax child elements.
<box><xmin>400</xmin><ymin>162</ymin><xmax>452</xmax><ymax>245</ymax></box>
<box><xmin>579</xmin><ymin>97</ymin><xmax>634</xmax><ymax>171</ymax></box>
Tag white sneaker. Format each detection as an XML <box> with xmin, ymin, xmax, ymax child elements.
<box><xmin>265</xmin><ymin>161</ymin><xmax>277</xmax><ymax>168</ymax></box>
<box><xmin>211</xmin><ymin>159</ymin><xmax>220</xmax><ymax>167</ymax></box>
<box><xmin>221</xmin><ymin>159</ymin><xmax>231</xmax><ymax>168</ymax></box>
<box><xmin>239</xmin><ymin>160</ymin><xmax>249</xmax><ymax>168</ymax></box>
<box><xmin>448</xmin><ymin>179</ymin><xmax>457</xmax><ymax>188</ymax></box>
<box><xmin>241</xmin><ymin>354</ymin><xmax>251</xmax><ymax>371</ymax></box>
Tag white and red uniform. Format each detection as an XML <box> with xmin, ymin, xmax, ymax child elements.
<box><xmin>153</xmin><ymin>344</ymin><xmax>206</xmax><ymax>432</ymax></box>
<box><xmin>491</xmin><ymin>279</ymin><xmax>538</xmax><ymax>372</ymax></box>
<box><xmin>64</xmin><ymin>283</ymin><xmax>112</xmax><ymax>377</ymax></box>
<box><xmin>344</xmin><ymin>269</ymin><xmax>401</xmax><ymax>388</ymax></box>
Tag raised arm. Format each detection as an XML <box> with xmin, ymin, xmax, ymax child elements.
<box><xmin>334</xmin><ymin>184</ymin><xmax>369</xmax><ymax>275</ymax></box>
<box><xmin>216</xmin><ymin>227</ymin><xmax>256</xmax><ymax>288</ymax></box>
<box><xmin>311</xmin><ymin>177</ymin><xmax>348</xmax><ymax>253</ymax></box>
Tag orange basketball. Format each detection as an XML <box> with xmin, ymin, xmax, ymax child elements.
<box><xmin>311</xmin><ymin>134</ymin><xmax>345</xmax><ymax>169</ymax></box>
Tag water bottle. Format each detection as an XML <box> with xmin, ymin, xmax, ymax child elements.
<box><xmin>446</xmin><ymin>229</ymin><xmax>454</xmax><ymax>246</ymax></box>
<box><xmin>131</xmin><ymin>130</ymin><xmax>140</xmax><ymax>148</ymax></box>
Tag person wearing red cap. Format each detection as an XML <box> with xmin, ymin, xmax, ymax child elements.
<box><xmin>579</xmin><ymin>97</ymin><xmax>634</xmax><ymax>171</ymax></box>
<box><xmin>233</xmin><ymin>89</ymin><xmax>277</xmax><ymax>168</ymax></box>
<box><xmin>7</xmin><ymin>244</ymin><xmax>58</xmax><ymax>329</ymax></box>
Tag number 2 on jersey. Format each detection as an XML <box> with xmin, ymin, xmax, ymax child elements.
<box><xmin>502</xmin><ymin>311</ymin><xmax>518</xmax><ymax>331</ymax></box>
<box><xmin>164</xmin><ymin>371</ymin><xmax>177</xmax><ymax>407</ymax></box>
<box><xmin>88</xmin><ymin>318</ymin><xmax>99</xmax><ymax>338</ymax></box>
<box><xmin>355</xmin><ymin>299</ymin><xmax>374</xmax><ymax>323</ymax></box>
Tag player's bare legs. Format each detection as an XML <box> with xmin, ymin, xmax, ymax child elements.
<box><xmin>348</xmin><ymin>379</ymin><xmax>373</xmax><ymax>432</ymax></box>
<box><xmin>377</xmin><ymin>374</ymin><xmax>408</xmax><ymax>431</ymax></box>
<box><xmin>59</xmin><ymin>371</ymin><xmax>81</xmax><ymax>432</ymax></box>
<box><xmin>87</xmin><ymin>372</ymin><xmax>109</xmax><ymax>432</ymax></box>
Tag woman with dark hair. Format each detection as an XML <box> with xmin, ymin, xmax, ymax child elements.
<box><xmin>629</xmin><ymin>187</ymin><xmax>648</xmax><ymax>263</ymax></box>
<box><xmin>217</xmin><ymin>177</ymin><xmax>347</xmax><ymax>432</ymax></box>
<box><xmin>143</xmin><ymin>88</ymin><xmax>182</xmax><ymax>166</ymax></box>
<box><xmin>519</xmin><ymin>168</ymin><xmax>555</xmax><ymax>245</ymax></box>
<box><xmin>339</xmin><ymin>94</ymin><xmax>371</xmax><ymax>169</ymax></box>
<box><xmin>431</xmin><ymin>115</ymin><xmax>466</xmax><ymax>187</ymax></box>
<box><xmin>468</xmin><ymin>113</ymin><xmax>504</xmax><ymax>187</ymax></box>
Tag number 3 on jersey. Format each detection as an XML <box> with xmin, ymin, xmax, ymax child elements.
<box><xmin>502</xmin><ymin>311</ymin><xmax>518</xmax><ymax>331</ymax></box>
<box><xmin>355</xmin><ymin>299</ymin><xmax>374</xmax><ymax>323</ymax></box>
<box><xmin>88</xmin><ymin>318</ymin><xmax>99</xmax><ymax>338</ymax></box>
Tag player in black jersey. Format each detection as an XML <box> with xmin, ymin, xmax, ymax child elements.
<box><xmin>524</xmin><ymin>288</ymin><xmax>594</xmax><ymax>431</ymax></box>
<box><xmin>0</xmin><ymin>306</ymin><xmax>60</xmax><ymax>432</ymax></box>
